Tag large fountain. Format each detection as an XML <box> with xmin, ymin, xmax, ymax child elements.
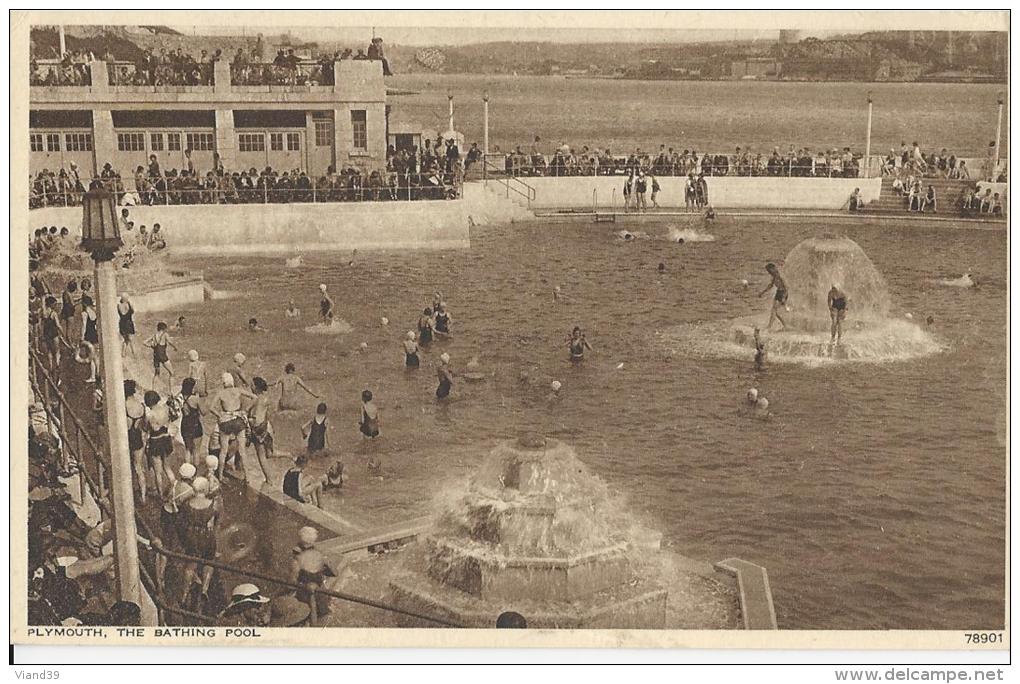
<box><xmin>385</xmin><ymin>435</ymin><xmax>739</xmax><ymax>628</ymax></box>
<box><xmin>670</xmin><ymin>235</ymin><xmax>940</xmax><ymax>364</ymax></box>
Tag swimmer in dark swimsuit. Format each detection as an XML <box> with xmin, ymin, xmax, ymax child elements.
<box><xmin>417</xmin><ymin>308</ymin><xmax>434</xmax><ymax>346</ymax></box>
<box><xmin>434</xmin><ymin>303</ymin><xmax>452</xmax><ymax>337</ymax></box>
<box><xmin>827</xmin><ymin>284</ymin><xmax>849</xmax><ymax>344</ymax></box>
<box><xmin>758</xmin><ymin>263</ymin><xmax>788</xmax><ymax>331</ymax></box>
<box><xmin>144</xmin><ymin>321</ymin><xmax>177</xmax><ymax>394</ymax></box>
<box><xmin>566</xmin><ymin>326</ymin><xmax>594</xmax><ymax>363</ymax></box>
<box><xmin>753</xmin><ymin>327</ymin><xmax>767</xmax><ymax>371</ymax></box>
<box><xmin>402</xmin><ymin>331</ymin><xmax>420</xmax><ymax>368</ymax></box>
<box><xmin>318</xmin><ymin>284</ymin><xmax>334</xmax><ymax>323</ymax></box>
<box><xmin>359</xmin><ymin>390</ymin><xmax>380</xmax><ymax>439</ymax></box>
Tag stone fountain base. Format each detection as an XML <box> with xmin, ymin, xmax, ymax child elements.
<box><xmin>731</xmin><ymin>317</ymin><xmax>940</xmax><ymax>362</ymax></box>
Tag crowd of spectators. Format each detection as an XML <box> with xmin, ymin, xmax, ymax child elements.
<box><xmin>495</xmin><ymin>139</ymin><xmax>863</xmax><ymax>178</ymax></box>
<box><xmin>30</xmin><ymin>50</ymin><xmax>94</xmax><ymax>86</ymax></box>
<box><xmin>881</xmin><ymin>140</ymin><xmax>1007</xmax><ymax>183</ymax></box>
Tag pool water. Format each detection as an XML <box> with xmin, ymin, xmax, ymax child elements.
<box><xmin>154</xmin><ymin>216</ymin><xmax>1006</xmax><ymax>629</ymax></box>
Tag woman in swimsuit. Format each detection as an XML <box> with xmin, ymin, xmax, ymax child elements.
<box><xmin>827</xmin><ymin>284</ymin><xmax>849</xmax><ymax>345</ymax></box>
<box><xmin>402</xmin><ymin>331</ymin><xmax>420</xmax><ymax>368</ymax></box>
<box><xmin>273</xmin><ymin>363</ymin><xmax>320</xmax><ymax>411</ymax></box>
<box><xmin>246</xmin><ymin>376</ymin><xmax>274</xmax><ymax>485</ymax></box>
<box><xmin>59</xmin><ymin>280</ymin><xmax>78</xmax><ymax>339</ymax></box>
<box><xmin>758</xmin><ymin>263</ymin><xmax>788</xmax><ymax>331</ymax></box>
<box><xmin>144</xmin><ymin>321</ymin><xmax>177</xmax><ymax>394</ymax></box>
<box><xmin>301</xmin><ymin>403</ymin><xmax>330</xmax><ymax>458</ymax></box>
<box><xmin>290</xmin><ymin>526</ymin><xmax>337</xmax><ymax>620</ymax></box>
<box><xmin>179</xmin><ymin>477</ymin><xmax>219</xmax><ymax>607</ymax></box>
<box><xmin>359</xmin><ymin>390</ymin><xmax>380</xmax><ymax>438</ymax></box>
<box><xmin>80</xmin><ymin>295</ymin><xmax>99</xmax><ymax>346</ymax></box>
<box><xmin>283</xmin><ymin>454</ymin><xmax>324</xmax><ymax>508</ymax></box>
<box><xmin>417</xmin><ymin>308</ymin><xmax>434</xmax><ymax>347</ymax></box>
<box><xmin>567</xmin><ymin>326</ymin><xmax>594</xmax><ymax>363</ymax></box>
<box><xmin>179</xmin><ymin>377</ymin><xmax>205</xmax><ymax>466</ymax></box>
<box><xmin>124</xmin><ymin>380</ymin><xmax>148</xmax><ymax>503</ymax></box>
<box><xmin>436</xmin><ymin>353</ymin><xmax>454</xmax><ymax>399</ymax></box>
<box><xmin>40</xmin><ymin>296</ymin><xmax>66</xmax><ymax>369</ymax></box>
<box><xmin>433</xmin><ymin>303</ymin><xmax>452</xmax><ymax>337</ymax></box>
<box><xmin>117</xmin><ymin>294</ymin><xmax>136</xmax><ymax>357</ymax></box>
<box><xmin>143</xmin><ymin>390</ymin><xmax>175</xmax><ymax>499</ymax></box>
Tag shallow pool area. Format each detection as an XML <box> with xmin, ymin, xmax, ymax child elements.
<box><xmin>147</xmin><ymin>215</ymin><xmax>1006</xmax><ymax>629</ymax></box>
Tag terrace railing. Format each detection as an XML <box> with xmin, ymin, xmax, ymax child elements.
<box><xmin>481</xmin><ymin>154</ymin><xmax>537</xmax><ymax>207</ymax></box>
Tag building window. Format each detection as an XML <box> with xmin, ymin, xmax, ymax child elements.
<box><xmin>287</xmin><ymin>133</ymin><xmax>300</xmax><ymax>151</ymax></box>
<box><xmin>30</xmin><ymin>133</ymin><xmax>43</xmax><ymax>152</ymax></box>
<box><xmin>150</xmin><ymin>133</ymin><xmax>164</xmax><ymax>151</ymax></box>
<box><xmin>314</xmin><ymin>120</ymin><xmax>332</xmax><ymax>147</ymax></box>
<box><xmin>238</xmin><ymin>133</ymin><xmax>265</xmax><ymax>152</ymax></box>
<box><xmin>46</xmin><ymin>133</ymin><xmax>61</xmax><ymax>152</ymax></box>
<box><xmin>117</xmin><ymin>132</ymin><xmax>146</xmax><ymax>152</ymax></box>
<box><xmin>351</xmin><ymin>110</ymin><xmax>367</xmax><ymax>151</ymax></box>
<box><xmin>168</xmin><ymin>133</ymin><xmax>182</xmax><ymax>151</ymax></box>
<box><xmin>65</xmin><ymin>133</ymin><xmax>93</xmax><ymax>152</ymax></box>
<box><xmin>186</xmin><ymin>132</ymin><xmax>214</xmax><ymax>151</ymax></box>
<box><xmin>269</xmin><ymin>133</ymin><xmax>284</xmax><ymax>151</ymax></box>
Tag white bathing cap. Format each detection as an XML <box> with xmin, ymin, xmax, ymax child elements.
<box><xmin>756</xmin><ymin>397</ymin><xmax>769</xmax><ymax>410</ymax></box>
<box><xmin>222</xmin><ymin>372</ymin><xmax>235</xmax><ymax>387</ymax></box>
<box><xmin>178</xmin><ymin>462</ymin><xmax>196</xmax><ymax>479</ymax></box>
<box><xmin>440</xmin><ymin>352</ymin><xmax>451</xmax><ymax>364</ymax></box>
<box><xmin>319</xmin><ymin>283</ymin><xmax>327</xmax><ymax>292</ymax></box>
<box><xmin>407</xmin><ymin>331</ymin><xmax>416</xmax><ymax>340</ymax></box>
<box><xmin>381</xmin><ymin>317</ymin><xmax>389</xmax><ymax>326</ymax></box>
<box><xmin>551</xmin><ymin>380</ymin><xmax>562</xmax><ymax>391</ymax></box>
<box><xmin>233</xmin><ymin>352</ymin><xmax>246</xmax><ymax>365</ymax></box>
<box><xmin>205</xmin><ymin>455</ymin><xmax>219</xmax><ymax>470</ymax></box>
<box><xmin>192</xmin><ymin>477</ymin><xmax>209</xmax><ymax>494</ymax></box>
<box><xmin>188</xmin><ymin>349</ymin><xmax>199</xmax><ymax>361</ymax></box>
<box><xmin>746</xmin><ymin>388</ymin><xmax>758</xmax><ymax>403</ymax></box>
<box><xmin>299</xmin><ymin>526</ymin><xmax>318</xmax><ymax>546</ymax></box>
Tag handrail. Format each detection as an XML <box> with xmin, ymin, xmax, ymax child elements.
<box><xmin>481</xmin><ymin>155</ymin><xmax>536</xmax><ymax>207</ymax></box>
<box><xmin>26</xmin><ymin>344</ymin><xmax>461</xmax><ymax>628</ymax></box>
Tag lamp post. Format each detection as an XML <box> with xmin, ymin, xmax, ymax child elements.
<box><xmin>863</xmin><ymin>91</ymin><xmax>873</xmax><ymax>179</ymax></box>
<box><xmin>483</xmin><ymin>90</ymin><xmax>490</xmax><ymax>157</ymax></box>
<box><xmin>993</xmin><ymin>91</ymin><xmax>1004</xmax><ymax>181</ymax></box>
<box><xmin>80</xmin><ymin>187</ymin><xmax>141</xmax><ymax>607</ymax></box>
<box><xmin>448</xmin><ymin>92</ymin><xmax>455</xmax><ymax>135</ymax></box>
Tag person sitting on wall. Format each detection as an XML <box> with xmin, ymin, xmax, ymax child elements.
<box><xmin>148</xmin><ymin>224</ymin><xmax>167</xmax><ymax>251</ymax></box>
<box><xmin>846</xmin><ymin>187</ymin><xmax>862</xmax><ymax>212</ymax></box>
<box><xmin>921</xmin><ymin>185</ymin><xmax>937</xmax><ymax>213</ymax></box>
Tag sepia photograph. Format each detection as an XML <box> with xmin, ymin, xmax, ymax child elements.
<box><xmin>9</xmin><ymin>9</ymin><xmax>1010</xmax><ymax>658</ymax></box>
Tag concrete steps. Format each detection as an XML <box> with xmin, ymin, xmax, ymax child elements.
<box><xmin>866</xmin><ymin>176</ymin><xmax>977</xmax><ymax>214</ymax></box>
<box><xmin>461</xmin><ymin>181</ymin><xmax>535</xmax><ymax>225</ymax></box>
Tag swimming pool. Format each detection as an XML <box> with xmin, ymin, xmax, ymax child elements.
<box><xmin>154</xmin><ymin>215</ymin><xmax>1006</xmax><ymax>629</ymax></box>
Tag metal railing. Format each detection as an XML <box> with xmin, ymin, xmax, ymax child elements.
<box><xmin>481</xmin><ymin>155</ymin><xmax>536</xmax><ymax>206</ymax></box>
<box><xmin>106</xmin><ymin>61</ymin><xmax>214</xmax><ymax>87</ymax></box>
<box><xmin>26</xmin><ymin>340</ymin><xmax>462</xmax><ymax>628</ymax></box>
<box><xmin>30</xmin><ymin>176</ymin><xmax>463</xmax><ymax>209</ymax></box>
<box><xmin>30</xmin><ymin>60</ymin><xmax>92</xmax><ymax>86</ymax></box>
<box><xmin>230</xmin><ymin>62</ymin><xmax>330</xmax><ymax>87</ymax></box>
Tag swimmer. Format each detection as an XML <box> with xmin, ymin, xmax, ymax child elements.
<box><xmin>272</xmin><ymin>363</ymin><xmax>320</xmax><ymax>411</ymax></box>
<box><xmin>171</xmin><ymin>315</ymin><xmax>186</xmax><ymax>333</ymax></box>
<box><xmin>567</xmin><ymin>326</ymin><xmax>594</xmax><ymax>363</ymax></box>
<box><xmin>285</xmin><ymin>301</ymin><xmax>301</xmax><ymax>318</ymax></box>
<box><xmin>318</xmin><ymin>284</ymin><xmax>334</xmax><ymax>322</ymax></box>
<box><xmin>753</xmin><ymin>397</ymin><xmax>771</xmax><ymax>420</ymax></box>
<box><xmin>230</xmin><ymin>352</ymin><xmax>251</xmax><ymax>389</ymax></box>
<box><xmin>926</xmin><ymin>315</ymin><xmax>935</xmax><ymax>327</ymax></box>
<box><xmin>758</xmin><ymin>263</ymin><xmax>788</xmax><ymax>331</ymax></box>
<box><xmin>827</xmin><ymin>284</ymin><xmax>849</xmax><ymax>344</ymax></box>
<box><xmin>247</xmin><ymin>377</ymin><xmax>274</xmax><ymax>484</ymax></box>
<box><xmin>658</xmin><ymin>262</ymin><xmax>666</xmax><ymax>273</ymax></box>
<box><xmin>434</xmin><ymin>302</ymin><xmax>452</xmax><ymax>337</ymax></box>
<box><xmin>704</xmin><ymin>206</ymin><xmax>716</xmax><ymax>221</ymax></box>
<box><xmin>431</xmin><ymin>291</ymin><xmax>444</xmax><ymax>312</ymax></box>
<box><xmin>417</xmin><ymin>307</ymin><xmax>435</xmax><ymax>346</ymax></box>
<box><xmin>553</xmin><ymin>285</ymin><xmax>563</xmax><ymax>302</ymax></box>
<box><xmin>247</xmin><ymin>317</ymin><xmax>267</xmax><ymax>333</ymax></box>
<box><xmin>402</xmin><ymin>331</ymin><xmax>420</xmax><ymax>368</ymax></box>
<box><xmin>753</xmin><ymin>327</ymin><xmax>767</xmax><ymax>370</ymax></box>
<box><xmin>358</xmin><ymin>390</ymin><xmax>380</xmax><ymax>439</ymax></box>
<box><xmin>436</xmin><ymin>353</ymin><xmax>454</xmax><ymax>400</ymax></box>
<box><xmin>301</xmin><ymin>403</ymin><xmax>330</xmax><ymax>458</ymax></box>
<box><xmin>143</xmin><ymin>321</ymin><xmax>177</xmax><ymax>394</ymax></box>
<box><xmin>745</xmin><ymin>388</ymin><xmax>759</xmax><ymax>406</ymax></box>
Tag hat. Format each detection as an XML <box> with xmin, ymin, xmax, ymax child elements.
<box><xmin>551</xmin><ymin>380</ymin><xmax>562</xmax><ymax>391</ymax></box>
<box><xmin>55</xmin><ymin>555</ymin><xmax>79</xmax><ymax>568</ymax></box>
<box><xmin>298</xmin><ymin>526</ymin><xmax>318</xmax><ymax>547</ymax></box>
<box><xmin>233</xmin><ymin>352</ymin><xmax>246</xmax><ymax>365</ymax></box>
<box><xmin>178</xmin><ymin>463</ymin><xmax>196</xmax><ymax>479</ymax></box>
<box><xmin>188</xmin><ymin>349</ymin><xmax>199</xmax><ymax>362</ymax></box>
<box><xmin>440</xmin><ymin>352</ymin><xmax>450</xmax><ymax>364</ymax></box>
<box><xmin>228</xmin><ymin>583</ymin><xmax>270</xmax><ymax>607</ymax></box>
<box><xmin>221</xmin><ymin>373</ymin><xmax>234</xmax><ymax>388</ymax></box>
<box><xmin>270</xmin><ymin>593</ymin><xmax>311</xmax><ymax>627</ymax></box>
<box><xmin>205</xmin><ymin>455</ymin><xmax>219</xmax><ymax>470</ymax></box>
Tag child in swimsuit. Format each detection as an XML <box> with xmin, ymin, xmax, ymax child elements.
<box><xmin>567</xmin><ymin>326</ymin><xmax>593</xmax><ymax>363</ymax></box>
<box><xmin>402</xmin><ymin>331</ymin><xmax>420</xmax><ymax>368</ymax></box>
<box><xmin>758</xmin><ymin>263</ymin><xmax>788</xmax><ymax>331</ymax></box>
<box><xmin>359</xmin><ymin>390</ymin><xmax>380</xmax><ymax>438</ymax></box>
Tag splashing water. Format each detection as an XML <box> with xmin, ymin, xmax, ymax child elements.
<box><xmin>667</xmin><ymin>227</ymin><xmax>716</xmax><ymax>243</ymax></box>
<box><xmin>304</xmin><ymin>318</ymin><xmax>354</xmax><ymax>335</ymax></box>
<box><xmin>665</xmin><ymin>235</ymin><xmax>942</xmax><ymax>365</ymax></box>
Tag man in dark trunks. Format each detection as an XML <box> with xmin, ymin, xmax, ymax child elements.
<box><xmin>827</xmin><ymin>284</ymin><xmax>849</xmax><ymax>344</ymax></box>
<box><xmin>758</xmin><ymin>262</ymin><xmax>788</xmax><ymax>331</ymax></box>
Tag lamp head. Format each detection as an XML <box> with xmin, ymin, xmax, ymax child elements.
<box><xmin>80</xmin><ymin>188</ymin><xmax>122</xmax><ymax>262</ymax></box>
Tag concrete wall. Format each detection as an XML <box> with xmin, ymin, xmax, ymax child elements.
<box><xmin>29</xmin><ymin>200</ymin><xmax>471</xmax><ymax>254</ymax></box>
<box><xmin>522</xmin><ymin>176</ymin><xmax>883</xmax><ymax>210</ymax></box>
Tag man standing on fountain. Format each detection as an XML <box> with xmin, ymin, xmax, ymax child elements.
<box><xmin>758</xmin><ymin>263</ymin><xmax>788</xmax><ymax>331</ymax></box>
<box><xmin>827</xmin><ymin>284</ymin><xmax>849</xmax><ymax>345</ymax></box>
